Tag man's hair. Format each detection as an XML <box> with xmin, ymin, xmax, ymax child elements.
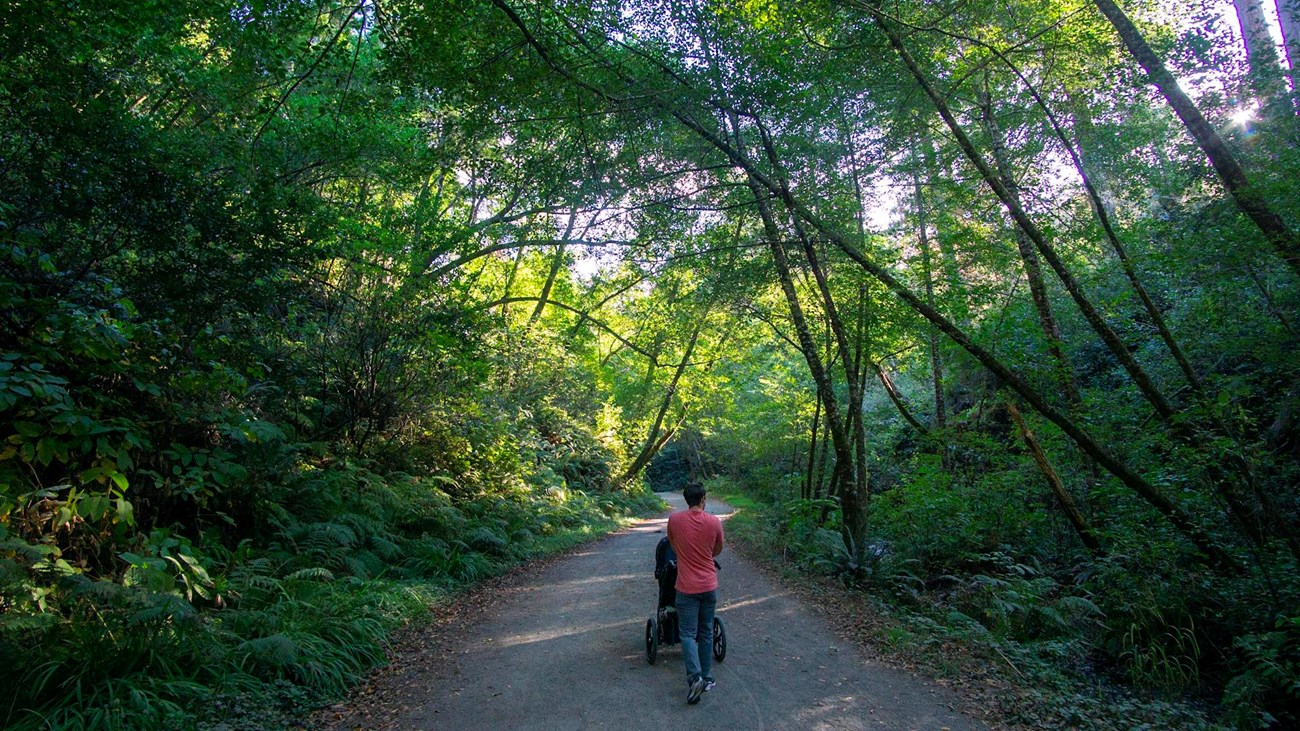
<box><xmin>683</xmin><ymin>482</ymin><xmax>707</xmax><ymax>507</ymax></box>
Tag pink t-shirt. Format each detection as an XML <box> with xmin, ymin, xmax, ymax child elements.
<box><xmin>667</xmin><ymin>508</ymin><xmax>724</xmax><ymax>594</ymax></box>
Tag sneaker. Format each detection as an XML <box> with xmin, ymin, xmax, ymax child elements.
<box><xmin>703</xmin><ymin>679</ymin><xmax>716</xmax><ymax>693</ymax></box>
<box><xmin>687</xmin><ymin>675</ymin><xmax>705</xmax><ymax>704</ymax></box>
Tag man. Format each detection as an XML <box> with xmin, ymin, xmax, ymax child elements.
<box><xmin>666</xmin><ymin>481</ymin><xmax>724</xmax><ymax>705</ymax></box>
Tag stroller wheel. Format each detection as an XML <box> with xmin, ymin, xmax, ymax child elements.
<box><xmin>712</xmin><ymin>616</ymin><xmax>727</xmax><ymax>662</ymax></box>
<box><xmin>645</xmin><ymin>618</ymin><xmax>659</xmax><ymax>665</ymax></box>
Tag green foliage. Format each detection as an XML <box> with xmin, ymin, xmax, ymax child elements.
<box><xmin>120</xmin><ymin>531</ymin><xmax>216</xmax><ymax>602</ymax></box>
<box><xmin>945</xmin><ymin>552</ymin><xmax>1103</xmax><ymax>643</ymax></box>
<box><xmin>3</xmin><ymin>0</ymin><xmax>1298</xmax><ymax>727</ymax></box>
<box><xmin>0</xmin><ymin>3</ymin><xmax>658</xmax><ymax>722</ymax></box>
<box><xmin>0</xmin><ymin>452</ymin><xmax>654</xmax><ymax>728</ymax></box>
<box><xmin>1224</xmin><ymin>615</ymin><xmax>1300</xmax><ymax>729</ymax></box>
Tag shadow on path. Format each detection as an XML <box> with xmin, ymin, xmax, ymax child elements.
<box><xmin>326</xmin><ymin>493</ymin><xmax>986</xmax><ymax>731</ymax></box>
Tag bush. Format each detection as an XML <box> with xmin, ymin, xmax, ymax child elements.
<box><xmin>1224</xmin><ymin>615</ymin><xmax>1300</xmax><ymax>729</ymax></box>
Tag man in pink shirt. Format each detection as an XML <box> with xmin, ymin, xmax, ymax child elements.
<box><xmin>666</xmin><ymin>482</ymin><xmax>724</xmax><ymax>704</ymax></box>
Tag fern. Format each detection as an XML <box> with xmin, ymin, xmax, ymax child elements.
<box><xmin>0</xmin><ymin>419</ymin><xmax>641</xmax><ymax>728</ymax></box>
<box><xmin>369</xmin><ymin>534</ymin><xmax>403</xmax><ymax>562</ymax></box>
<box><xmin>467</xmin><ymin>525</ymin><xmax>510</xmax><ymax>556</ymax></box>
<box><xmin>285</xmin><ymin>567</ymin><xmax>335</xmax><ymax>582</ymax></box>
<box><xmin>236</xmin><ymin>634</ymin><xmax>301</xmax><ymax>670</ymax></box>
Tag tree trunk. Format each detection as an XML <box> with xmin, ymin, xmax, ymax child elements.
<box><xmin>805</xmin><ymin>390</ymin><xmax>823</xmax><ymax>500</ymax></box>
<box><xmin>1281</xmin><ymin>0</ymin><xmax>1300</xmax><ymax>73</ymax></box>
<box><xmin>526</xmin><ymin>242</ymin><xmax>566</xmax><ymax>328</ymax></box>
<box><xmin>973</xmin><ymin>48</ymin><xmax>1206</xmax><ymax>398</ymax></box>
<box><xmin>973</xmin><ymin>54</ymin><xmax>1290</xmax><ymax>552</ymax></box>
<box><xmin>872</xmin><ymin>362</ymin><xmax>928</xmax><ymax>435</ymax></box>
<box><xmin>978</xmin><ymin>86</ymin><xmax>1083</xmax><ymax>408</ymax></box>
<box><xmin>757</xmin><ymin>125</ymin><xmax>869</xmax><ymax>488</ymax></box>
<box><xmin>1280</xmin><ymin>0</ymin><xmax>1300</xmax><ymax>114</ymax></box>
<box><xmin>794</xmin><ymin>217</ymin><xmax>872</xmax><ymax>519</ymax></box>
<box><xmin>814</xmin><ymin>407</ymin><xmax>832</xmax><ymax>500</ymax></box>
<box><xmin>1248</xmin><ymin>263</ymin><xmax>1297</xmax><ymax>334</ymax></box>
<box><xmin>619</xmin><ymin>322</ymin><xmax>704</xmax><ymax>484</ymax></box>
<box><xmin>696</xmin><ymin>1</ymin><xmax>862</xmax><ymax>544</ymax></box>
<box><xmin>912</xmin><ymin>158</ymin><xmax>952</xmax><ymax>435</ymax></box>
<box><xmin>677</xmin><ymin>108</ymin><xmax>1240</xmax><ymax>570</ymax></box>
<box><xmin>820</xmin><ymin>217</ymin><xmax>1239</xmax><ymax>571</ymax></box>
<box><xmin>751</xmin><ymin>180</ymin><xmax>864</xmax><ymax>550</ymax></box>
<box><xmin>755</xmin><ymin>128</ymin><xmax>870</xmax><ymax>552</ymax></box>
<box><xmin>1088</xmin><ymin>0</ymin><xmax>1300</xmax><ymax>277</ymax></box>
<box><xmin>866</xmin><ymin>6</ymin><xmax>1178</xmax><ymax>424</ymax></box>
<box><xmin>1057</xmin><ymin>93</ymin><xmax>1208</xmax><ymax>396</ymax></box>
<box><xmin>489</xmin><ymin>0</ymin><xmax>1240</xmax><ymax>573</ymax></box>
<box><xmin>1234</xmin><ymin>0</ymin><xmax>1285</xmax><ymax>95</ymax></box>
<box><xmin>853</xmin><ymin>282</ymin><xmax>874</xmax><ymax>452</ymax></box>
<box><xmin>743</xmin><ymin>160</ymin><xmax>863</xmax><ymax>546</ymax></box>
<box><xmin>500</xmin><ymin>246</ymin><xmax>527</xmax><ymax>322</ymax></box>
<box><xmin>1007</xmin><ymin>402</ymin><xmax>1104</xmax><ymax>555</ymax></box>
<box><xmin>920</xmin><ymin>136</ymin><xmax>970</xmax><ymax>325</ymax></box>
<box><xmin>526</xmin><ymin>209</ymin><xmax>578</xmax><ymax>331</ymax></box>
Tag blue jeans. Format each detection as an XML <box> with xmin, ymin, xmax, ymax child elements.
<box><xmin>675</xmin><ymin>589</ymin><xmax>716</xmax><ymax>682</ymax></box>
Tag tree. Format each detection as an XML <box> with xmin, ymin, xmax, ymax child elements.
<box><xmin>1088</xmin><ymin>0</ymin><xmax>1300</xmax><ymax>277</ymax></box>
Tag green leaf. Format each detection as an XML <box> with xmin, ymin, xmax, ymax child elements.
<box><xmin>115</xmin><ymin>498</ymin><xmax>134</xmax><ymax>526</ymax></box>
<box><xmin>79</xmin><ymin>494</ymin><xmax>110</xmax><ymax>521</ymax></box>
<box><xmin>35</xmin><ymin>439</ymin><xmax>56</xmax><ymax>466</ymax></box>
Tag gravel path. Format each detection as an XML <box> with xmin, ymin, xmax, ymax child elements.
<box><xmin>320</xmin><ymin>493</ymin><xmax>987</xmax><ymax>730</ymax></box>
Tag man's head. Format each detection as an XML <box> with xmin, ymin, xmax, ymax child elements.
<box><xmin>684</xmin><ymin>481</ymin><xmax>707</xmax><ymax>507</ymax></box>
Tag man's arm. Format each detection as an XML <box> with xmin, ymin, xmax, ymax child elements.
<box><xmin>712</xmin><ymin>519</ymin><xmax>724</xmax><ymax>557</ymax></box>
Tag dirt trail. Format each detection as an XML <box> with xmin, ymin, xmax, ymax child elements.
<box><xmin>321</xmin><ymin>493</ymin><xmax>987</xmax><ymax>730</ymax></box>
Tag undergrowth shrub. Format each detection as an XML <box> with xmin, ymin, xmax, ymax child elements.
<box><xmin>1</xmin><ymin>458</ymin><xmax>656</xmax><ymax>729</ymax></box>
<box><xmin>1224</xmin><ymin>615</ymin><xmax>1300</xmax><ymax>729</ymax></box>
<box><xmin>709</xmin><ymin>468</ymin><xmax>1243</xmax><ymax>730</ymax></box>
<box><xmin>943</xmin><ymin>552</ymin><xmax>1102</xmax><ymax>642</ymax></box>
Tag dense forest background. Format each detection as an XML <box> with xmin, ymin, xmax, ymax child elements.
<box><xmin>2</xmin><ymin>0</ymin><xmax>1298</xmax><ymax>728</ymax></box>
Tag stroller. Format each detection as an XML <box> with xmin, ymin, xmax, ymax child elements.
<box><xmin>645</xmin><ymin>536</ymin><xmax>727</xmax><ymax>665</ymax></box>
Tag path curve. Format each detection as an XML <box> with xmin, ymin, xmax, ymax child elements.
<box><xmin>326</xmin><ymin>493</ymin><xmax>987</xmax><ymax>730</ymax></box>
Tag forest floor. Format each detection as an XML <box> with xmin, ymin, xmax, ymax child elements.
<box><xmin>309</xmin><ymin>493</ymin><xmax>996</xmax><ymax>730</ymax></box>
